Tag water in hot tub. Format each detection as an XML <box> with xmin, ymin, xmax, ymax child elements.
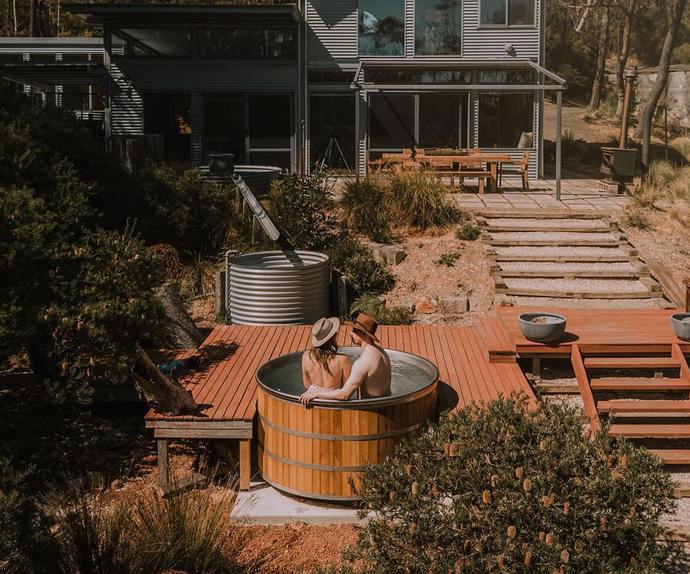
<box><xmin>259</xmin><ymin>348</ymin><xmax>436</xmax><ymax>399</ymax></box>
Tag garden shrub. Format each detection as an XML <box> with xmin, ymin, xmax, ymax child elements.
<box><xmin>386</xmin><ymin>171</ymin><xmax>462</xmax><ymax>231</ymax></box>
<box><xmin>348</xmin><ymin>396</ymin><xmax>681</xmax><ymax>574</ymax></box>
<box><xmin>350</xmin><ymin>294</ymin><xmax>413</xmax><ymax>326</ymax></box>
<box><xmin>340</xmin><ymin>177</ymin><xmax>391</xmax><ymax>242</ymax></box>
<box><xmin>457</xmin><ymin>222</ymin><xmax>481</xmax><ymax>241</ymax></box>
<box><xmin>0</xmin><ymin>458</ymin><xmax>54</xmax><ymax>574</ymax></box>
<box><xmin>326</xmin><ymin>235</ymin><xmax>395</xmax><ymax>297</ymax></box>
<box><xmin>622</xmin><ymin>207</ymin><xmax>652</xmax><ymax>230</ymax></box>
<box><xmin>434</xmin><ymin>251</ymin><xmax>461</xmax><ymax>267</ymax></box>
<box><xmin>269</xmin><ymin>170</ymin><xmax>335</xmax><ymax>250</ymax></box>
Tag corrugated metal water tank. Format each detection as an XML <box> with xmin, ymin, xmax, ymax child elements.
<box><xmin>234</xmin><ymin>165</ymin><xmax>282</xmax><ymax>199</ymax></box>
<box><xmin>228</xmin><ymin>251</ymin><xmax>330</xmax><ymax>325</ymax></box>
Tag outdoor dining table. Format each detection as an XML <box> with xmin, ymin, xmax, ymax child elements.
<box><xmin>421</xmin><ymin>153</ymin><xmax>513</xmax><ymax>193</ymax></box>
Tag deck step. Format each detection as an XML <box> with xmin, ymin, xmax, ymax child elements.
<box><xmin>609</xmin><ymin>424</ymin><xmax>690</xmax><ymax>438</ymax></box>
<box><xmin>598</xmin><ymin>399</ymin><xmax>690</xmax><ymax>413</ymax></box>
<box><xmin>590</xmin><ymin>377</ymin><xmax>690</xmax><ymax>391</ymax></box>
<box><xmin>585</xmin><ymin>357</ymin><xmax>679</xmax><ymax>369</ymax></box>
<box><xmin>649</xmin><ymin>450</ymin><xmax>690</xmax><ymax>465</ymax></box>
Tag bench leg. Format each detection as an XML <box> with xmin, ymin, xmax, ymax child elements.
<box><xmin>239</xmin><ymin>439</ymin><xmax>251</xmax><ymax>491</ymax></box>
<box><xmin>478</xmin><ymin>177</ymin><xmax>485</xmax><ymax>195</ymax></box>
<box><xmin>157</xmin><ymin>439</ymin><xmax>170</xmax><ymax>488</ymax></box>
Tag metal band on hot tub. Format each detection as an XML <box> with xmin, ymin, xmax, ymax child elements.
<box><xmin>259</xmin><ymin>414</ymin><xmax>426</xmax><ymax>441</ymax></box>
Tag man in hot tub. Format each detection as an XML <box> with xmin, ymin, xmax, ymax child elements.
<box><xmin>300</xmin><ymin>313</ymin><xmax>391</xmax><ymax>406</ymax></box>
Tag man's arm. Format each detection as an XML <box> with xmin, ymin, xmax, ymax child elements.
<box><xmin>300</xmin><ymin>358</ymin><xmax>367</xmax><ymax>405</ymax></box>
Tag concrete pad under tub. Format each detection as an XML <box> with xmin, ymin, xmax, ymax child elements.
<box><xmin>231</xmin><ymin>481</ymin><xmax>363</xmax><ymax>525</ymax></box>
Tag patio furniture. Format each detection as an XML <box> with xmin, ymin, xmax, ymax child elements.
<box><xmin>422</xmin><ymin>153</ymin><xmax>511</xmax><ymax>194</ymax></box>
<box><xmin>499</xmin><ymin>151</ymin><xmax>530</xmax><ymax>190</ymax></box>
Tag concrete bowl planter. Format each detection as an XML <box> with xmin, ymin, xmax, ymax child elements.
<box><xmin>518</xmin><ymin>312</ymin><xmax>567</xmax><ymax>343</ymax></box>
<box><xmin>671</xmin><ymin>313</ymin><xmax>690</xmax><ymax>341</ymax></box>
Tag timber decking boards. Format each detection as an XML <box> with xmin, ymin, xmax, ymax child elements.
<box><xmin>609</xmin><ymin>424</ymin><xmax>690</xmax><ymax>439</ymax></box>
<box><xmin>650</xmin><ymin>450</ymin><xmax>690</xmax><ymax>465</ymax></box>
<box><xmin>590</xmin><ymin>378</ymin><xmax>690</xmax><ymax>391</ymax></box>
<box><xmin>597</xmin><ymin>399</ymin><xmax>690</xmax><ymax>413</ymax></box>
<box><xmin>145</xmin><ymin>324</ymin><xmax>534</xmax><ymax>430</ymax></box>
<box><xmin>584</xmin><ymin>357</ymin><xmax>680</xmax><ymax>369</ymax></box>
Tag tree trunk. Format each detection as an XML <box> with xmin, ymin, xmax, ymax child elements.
<box><xmin>156</xmin><ymin>282</ymin><xmax>205</xmax><ymax>349</ymax></box>
<box><xmin>589</xmin><ymin>6</ymin><xmax>611</xmax><ymax>112</ymax></box>
<box><xmin>636</xmin><ymin>0</ymin><xmax>688</xmax><ymax>164</ymax></box>
<box><xmin>28</xmin><ymin>0</ymin><xmax>35</xmax><ymax>36</ymax></box>
<box><xmin>615</xmin><ymin>0</ymin><xmax>635</xmax><ymax>118</ymax></box>
<box><xmin>12</xmin><ymin>0</ymin><xmax>17</xmax><ymax>35</ymax></box>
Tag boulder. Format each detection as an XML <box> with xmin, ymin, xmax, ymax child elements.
<box><xmin>415</xmin><ymin>296</ymin><xmax>438</xmax><ymax>314</ymax></box>
<box><xmin>438</xmin><ymin>295</ymin><xmax>468</xmax><ymax>315</ymax></box>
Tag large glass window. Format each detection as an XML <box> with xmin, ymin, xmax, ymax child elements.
<box><xmin>144</xmin><ymin>93</ymin><xmax>192</xmax><ymax>161</ymax></box>
<box><xmin>359</xmin><ymin>0</ymin><xmax>405</xmax><ymax>56</ymax></box>
<box><xmin>369</xmin><ymin>94</ymin><xmax>415</xmax><ymax>150</ymax></box>
<box><xmin>480</xmin><ymin>0</ymin><xmax>535</xmax><ymax>26</ymax></box>
<box><xmin>249</xmin><ymin>94</ymin><xmax>292</xmax><ymax>169</ymax></box>
<box><xmin>203</xmin><ymin>93</ymin><xmax>247</xmax><ymax>163</ymax></box>
<box><xmin>419</xmin><ymin>93</ymin><xmax>467</xmax><ymax>149</ymax></box>
<box><xmin>478</xmin><ymin>93</ymin><xmax>533</xmax><ymax>148</ymax></box>
<box><xmin>114</xmin><ymin>28</ymin><xmax>192</xmax><ymax>57</ymax></box>
<box><xmin>415</xmin><ymin>0</ymin><xmax>461</xmax><ymax>55</ymax></box>
<box><xmin>199</xmin><ymin>28</ymin><xmax>296</xmax><ymax>59</ymax></box>
<box><xmin>309</xmin><ymin>94</ymin><xmax>356</xmax><ymax>172</ymax></box>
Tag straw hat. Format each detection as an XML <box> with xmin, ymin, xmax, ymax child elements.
<box><xmin>348</xmin><ymin>313</ymin><xmax>380</xmax><ymax>343</ymax></box>
<box><xmin>311</xmin><ymin>317</ymin><xmax>340</xmax><ymax>347</ymax></box>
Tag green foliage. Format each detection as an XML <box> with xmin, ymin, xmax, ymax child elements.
<box><xmin>456</xmin><ymin>222</ymin><xmax>481</xmax><ymax>241</ymax></box>
<box><xmin>434</xmin><ymin>251</ymin><xmax>461</xmax><ymax>267</ymax></box>
<box><xmin>326</xmin><ymin>235</ymin><xmax>395</xmax><ymax>297</ymax></box>
<box><xmin>386</xmin><ymin>171</ymin><xmax>462</xmax><ymax>231</ymax></box>
<box><xmin>130</xmin><ymin>163</ymin><xmax>241</xmax><ymax>253</ymax></box>
<box><xmin>340</xmin><ymin>177</ymin><xmax>392</xmax><ymax>242</ymax></box>
<box><xmin>349</xmin><ymin>396</ymin><xmax>681</xmax><ymax>574</ymax></box>
<box><xmin>0</xmin><ymin>458</ymin><xmax>54</xmax><ymax>574</ymax></box>
<box><xmin>269</xmin><ymin>170</ymin><xmax>335</xmax><ymax>250</ymax></box>
<box><xmin>46</xmin><ymin>480</ymin><xmax>239</xmax><ymax>574</ymax></box>
<box><xmin>350</xmin><ymin>294</ymin><xmax>414</xmax><ymax>326</ymax></box>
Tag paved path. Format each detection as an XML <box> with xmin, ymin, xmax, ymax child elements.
<box><xmin>455</xmin><ymin>179</ymin><xmax>629</xmax><ymax>213</ymax></box>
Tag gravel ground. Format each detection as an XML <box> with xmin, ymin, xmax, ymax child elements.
<box><xmin>504</xmin><ymin>278</ymin><xmax>648</xmax><ymax>293</ymax></box>
<box><xmin>487</xmin><ymin>217</ymin><xmax>610</xmax><ymax>229</ymax></box>
<box><xmin>495</xmin><ymin>246</ymin><xmax>626</xmax><ymax>257</ymax></box>
<box><xmin>491</xmin><ymin>231</ymin><xmax>616</xmax><ymax>241</ymax></box>
<box><xmin>384</xmin><ymin>230</ymin><xmax>495</xmax><ymax>323</ymax></box>
<box><xmin>499</xmin><ymin>261</ymin><xmax>635</xmax><ymax>272</ymax></box>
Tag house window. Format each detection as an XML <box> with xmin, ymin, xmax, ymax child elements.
<box><xmin>310</xmin><ymin>94</ymin><xmax>356</xmax><ymax>172</ymax></box>
<box><xmin>369</xmin><ymin>94</ymin><xmax>415</xmax><ymax>151</ymax></box>
<box><xmin>419</xmin><ymin>93</ymin><xmax>468</xmax><ymax>149</ymax></box>
<box><xmin>478</xmin><ymin>93</ymin><xmax>533</xmax><ymax>148</ymax></box>
<box><xmin>198</xmin><ymin>28</ymin><xmax>297</xmax><ymax>59</ymax></box>
<box><xmin>143</xmin><ymin>93</ymin><xmax>192</xmax><ymax>161</ymax></box>
<box><xmin>415</xmin><ymin>0</ymin><xmax>462</xmax><ymax>55</ymax></box>
<box><xmin>248</xmin><ymin>94</ymin><xmax>293</xmax><ymax>169</ymax></box>
<box><xmin>203</xmin><ymin>93</ymin><xmax>247</xmax><ymax>163</ymax></box>
<box><xmin>480</xmin><ymin>0</ymin><xmax>535</xmax><ymax>26</ymax></box>
<box><xmin>359</xmin><ymin>0</ymin><xmax>405</xmax><ymax>56</ymax></box>
<box><xmin>113</xmin><ymin>28</ymin><xmax>192</xmax><ymax>57</ymax></box>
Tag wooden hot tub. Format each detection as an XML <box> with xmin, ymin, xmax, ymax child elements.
<box><xmin>256</xmin><ymin>347</ymin><xmax>438</xmax><ymax>501</ymax></box>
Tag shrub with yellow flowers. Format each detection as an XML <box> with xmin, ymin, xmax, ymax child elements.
<box><xmin>346</xmin><ymin>395</ymin><xmax>682</xmax><ymax>573</ymax></box>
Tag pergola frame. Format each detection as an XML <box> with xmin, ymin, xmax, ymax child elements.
<box><xmin>351</xmin><ymin>59</ymin><xmax>567</xmax><ymax>198</ymax></box>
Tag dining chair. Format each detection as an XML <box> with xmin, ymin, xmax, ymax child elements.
<box><xmin>499</xmin><ymin>151</ymin><xmax>530</xmax><ymax>191</ymax></box>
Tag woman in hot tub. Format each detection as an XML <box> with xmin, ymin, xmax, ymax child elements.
<box><xmin>302</xmin><ymin>317</ymin><xmax>351</xmax><ymax>392</ymax></box>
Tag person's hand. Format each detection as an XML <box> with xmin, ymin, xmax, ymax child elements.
<box><xmin>300</xmin><ymin>389</ymin><xmax>320</xmax><ymax>407</ymax></box>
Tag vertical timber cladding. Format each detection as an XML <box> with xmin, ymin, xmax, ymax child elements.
<box><xmin>257</xmin><ymin>384</ymin><xmax>439</xmax><ymax>501</ymax></box>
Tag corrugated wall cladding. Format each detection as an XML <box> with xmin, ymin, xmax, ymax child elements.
<box><xmin>307</xmin><ymin>0</ymin><xmax>541</xmax><ymax>64</ymax></box>
<box><xmin>307</xmin><ymin>0</ymin><xmax>358</xmax><ymax>63</ymax></box>
<box><xmin>110</xmin><ymin>62</ymin><xmax>144</xmax><ymax>135</ymax></box>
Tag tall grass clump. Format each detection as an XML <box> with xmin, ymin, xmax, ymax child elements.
<box><xmin>350</xmin><ymin>293</ymin><xmax>413</xmax><ymax>325</ymax></box>
<box><xmin>670</xmin><ymin>136</ymin><xmax>690</xmax><ymax>162</ymax></box>
<box><xmin>45</xmin><ymin>479</ymin><xmax>240</xmax><ymax>574</ymax></box>
<box><xmin>340</xmin><ymin>176</ymin><xmax>391</xmax><ymax>242</ymax></box>
<box><xmin>386</xmin><ymin>170</ymin><xmax>462</xmax><ymax>231</ymax></box>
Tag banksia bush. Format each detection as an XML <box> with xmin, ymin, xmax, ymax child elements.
<box><xmin>347</xmin><ymin>396</ymin><xmax>681</xmax><ymax>573</ymax></box>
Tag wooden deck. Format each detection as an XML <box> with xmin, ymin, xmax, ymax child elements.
<box><xmin>486</xmin><ymin>307</ymin><xmax>688</xmax><ymax>361</ymax></box>
<box><xmin>145</xmin><ymin>323</ymin><xmax>534</xmax><ymax>488</ymax></box>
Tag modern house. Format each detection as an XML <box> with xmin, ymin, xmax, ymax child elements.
<box><xmin>1</xmin><ymin>0</ymin><xmax>565</xmax><ymax>179</ymax></box>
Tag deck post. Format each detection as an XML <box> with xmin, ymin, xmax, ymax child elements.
<box><xmin>239</xmin><ymin>439</ymin><xmax>251</xmax><ymax>491</ymax></box>
<box><xmin>555</xmin><ymin>90</ymin><xmax>563</xmax><ymax>201</ymax></box>
<box><xmin>157</xmin><ymin>439</ymin><xmax>170</xmax><ymax>488</ymax></box>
